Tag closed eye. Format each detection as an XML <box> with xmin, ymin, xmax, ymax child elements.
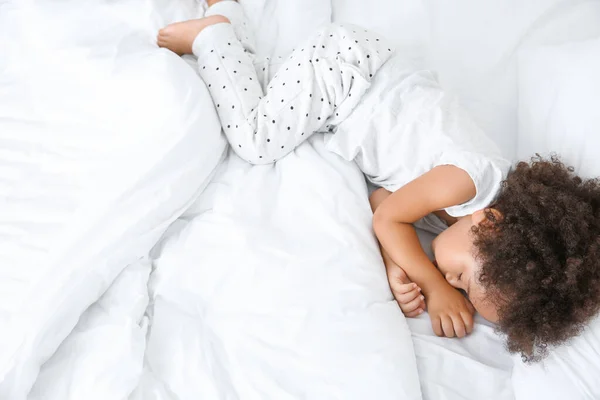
<box><xmin>458</xmin><ymin>273</ymin><xmax>463</xmax><ymax>281</ymax></box>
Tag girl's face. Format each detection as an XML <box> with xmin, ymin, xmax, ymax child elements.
<box><xmin>431</xmin><ymin>210</ymin><xmax>500</xmax><ymax>323</ymax></box>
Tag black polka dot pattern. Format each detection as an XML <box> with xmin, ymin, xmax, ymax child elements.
<box><xmin>196</xmin><ymin>20</ymin><xmax>392</xmax><ymax>165</ymax></box>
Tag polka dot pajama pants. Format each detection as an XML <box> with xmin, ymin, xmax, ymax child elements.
<box><xmin>193</xmin><ymin>1</ymin><xmax>394</xmax><ymax>164</ymax></box>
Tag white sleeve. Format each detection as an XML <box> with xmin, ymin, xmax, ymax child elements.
<box><xmin>428</xmin><ymin>92</ymin><xmax>512</xmax><ymax>217</ymax></box>
<box><xmin>437</xmin><ymin>151</ymin><xmax>511</xmax><ymax>217</ymax></box>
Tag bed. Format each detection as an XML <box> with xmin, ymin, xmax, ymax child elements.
<box><xmin>2</xmin><ymin>0</ymin><xmax>600</xmax><ymax>399</ymax></box>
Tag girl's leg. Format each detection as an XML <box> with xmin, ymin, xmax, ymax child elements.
<box><xmin>204</xmin><ymin>0</ymin><xmax>256</xmax><ymax>58</ymax></box>
<box><xmin>157</xmin><ymin>1</ymin><xmax>254</xmax><ymax>56</ymax></box>
<box><xmin>160</xmin><ymin>18</ymin><xmax>394</xmax><ymax>164</ymax></box>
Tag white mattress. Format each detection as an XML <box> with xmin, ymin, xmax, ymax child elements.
<box><xmin>4</xmin><ymin>0</ymin><xmax>599</xmax><ymax>399</ymax></box>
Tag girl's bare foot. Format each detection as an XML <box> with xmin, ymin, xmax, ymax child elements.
<box><xmin>157</xmin><ymin>15</ymin><xmax>230</xmax><ymax>56</ymax></box>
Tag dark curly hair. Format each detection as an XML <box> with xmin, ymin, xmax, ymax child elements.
<box><xmin>473</xmin><ymin>155</ymin><xmax>600</xmax><ymax>362</ymax></box>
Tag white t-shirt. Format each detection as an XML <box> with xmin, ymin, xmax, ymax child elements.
<box><xmin>326</xmin><ymin>55</ymin><xmax>511</xmax><ymax>217</ymax></box>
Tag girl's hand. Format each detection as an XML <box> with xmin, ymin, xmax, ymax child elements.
<box><xmin>426</xmin><ymin>282</ymin><xmax>475</xmax><ymax>338</ymax></box>
<box><xmin>387</xmin><ymin>264</ymin><xmax>426</xmax><ymax>317</ymax></box>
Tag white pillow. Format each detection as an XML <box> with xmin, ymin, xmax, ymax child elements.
<box><xmin>512</xmin><ymin>37</ymin><xmax>600</xmax><ymax>399</ymax></box>
<box><xmin>424</xmin><ymin>0</ymin><xmax>600</xmax><ymax>159</ymax></box>
<box><xmin>517</xmin><ymin>37</ymin><xmax>600</xmax><ymax>177</ymax></box>
<box><xmin>0</xmin><ymin>1</ymin><xmax>225</xmax><ymax>397</ymax></box>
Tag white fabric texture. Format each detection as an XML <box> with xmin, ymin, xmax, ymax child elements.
<box><xmin>133</xmin><ymin>138</ymin><xmax>423</xmax><ymax>400</ymax></box>
<box><xmin>0</xmin><ymin>0</ymin><xmax>226</xmax><ymax>398</ymax></box>
<box><xmin>238</xmin><ymin>0</ymin><xmax>332</xmax><ymax>60</ymax></box>
<box><xmin>407</xmin><ymin>314</ymin><xmax>514</xmax><ymax>400</ymax></box>
<box><xmin>28</xmin><ymin>260</ymin><xmax>152</xmax><ymax>400</ymax></box>
<box><xmin>332</xmin><ymin>0</ymin><xmax>429</xmax><ymax>54</ymax></box>
<box><xmin>517</xmin><ymin>37</ymin><xmax>600</xmax><ymax>178</ymax></box>
<box><xmin>511</xmin><ymin>316</ymin><xmax>600</xmax><ymax>400</ymax></box>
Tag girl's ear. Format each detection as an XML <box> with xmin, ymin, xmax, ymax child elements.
<box><xmin>471</xmin><ymin>208</ymin><xmax>502</xmax><ymax>226</ymax></box>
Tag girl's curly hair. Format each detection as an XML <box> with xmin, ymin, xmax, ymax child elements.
<box><xmin>473</xmin><ymin>155</ymin><xmax>600</xmax><ymax>362</ymax></box>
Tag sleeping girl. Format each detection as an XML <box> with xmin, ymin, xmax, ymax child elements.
<box><xmin>157</xmin><ymin>0</ymin><xmax>600</xmax><ymax>361</ymax></box>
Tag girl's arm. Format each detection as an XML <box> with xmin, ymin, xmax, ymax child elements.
<box><xmin>373</xmin><ymin>165</ymin><xmax>476</xmax><ymax>337</ymax></box>
<box><xmin>370</xmin><ymin>188</ymin><xmax>426</xmax><ymax>317</ymax></box>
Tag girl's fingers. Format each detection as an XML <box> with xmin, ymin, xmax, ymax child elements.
<box><xmin>441</xmin><ymin>315</ymin><xmax>456</xmax><ymax>338</ymax></box>
<box><xmin>450</xmin><ymin>314</ymin><xmax>467</xmax><ymax>338</ymax></box>
<box><xmin>404</xmin><ymin>308</ymin><xmax>424</xmax><ymax>318</ymax></box>
<box><xmin>394</xmin><ymin>287</ymin><xmax>421</xmax><ymax>303</ymax></box>
<box><xmin>461</xmin><ymin>311</ymin><xmax>475</xmax><ymax>334</ymax></box>
<box><xmin>393</xmin><ymin>282</ymin><xmax>419</xmax><ymax>295</ymax></box>
<box><xmin>399</xmin><ymin>294</ymin><xmax>425</xmax><ymax>313</ymax></box>
<box><xmin>431</xmin><ymin>316</ymin><xmax>444</xmax><ymax>337</ymax></box>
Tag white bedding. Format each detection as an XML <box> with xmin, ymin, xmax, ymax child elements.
<box><xmin>28</xmin><ymin>259</ymin><xmax>152</xmax><ymax>400</ymax></box>
<box><xmin>3</xmin><ymin>0</ymin><xmax>600</xmax><ymax>399</ymax></box>
<box><xmin>0</xmin><ymin>0</ymin><xmax>225</xmax><ymax>397</ymax></box>
<box><xmin>136</xmin><ymin>139</ymin><xmax>422</xmax><ymax>399</ymax></box>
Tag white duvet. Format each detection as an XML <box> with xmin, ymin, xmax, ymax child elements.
<box><xmin>0</xmin><ymin>0</ymin><xmax>225</xmax><ymax>397</ymax></box>
<box><xmin>136</xmin><ymin>140</ymin><xmax>421</xmax><ymax>399</ymax></box>
<box><xmin>3</xmin><ymin>0</ymin><xmax>600</xmax><ymax>399</ymax></box>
